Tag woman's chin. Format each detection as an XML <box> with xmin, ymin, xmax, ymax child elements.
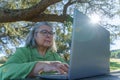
<box><xmin>44</xmin><ymin>44</ymin><xmax>51</xmax><ymax>48</ymax></box>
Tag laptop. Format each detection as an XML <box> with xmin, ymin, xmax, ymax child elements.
<box><xmin>36</xmin><ymin>9</ymin><xmax>110</xmax><ymax>80</ymax></box>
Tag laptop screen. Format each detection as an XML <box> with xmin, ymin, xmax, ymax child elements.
<box><xmin>69</xmin><ymin>9</ymin><xmax>110</xmax><ymax>79</ymax></box>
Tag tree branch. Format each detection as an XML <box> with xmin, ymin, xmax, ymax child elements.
<box><xmin>63</xmin><ymin>0</ymin><xmax>89</xmax><ymax>15</ymax></box>
<box><xmin>30</xmin><ymin>13</ymin><xmax>70</xmax><ymax>23</ymax></box>
<box><xmin>0</xmin><ymin>0</ymin><xmax>61</xmax><ymax>23</ymax></box>
<box><xmin>63</xmin><ymin>0</ymin><xmax>72</xmax><ymax>15</ymax></box>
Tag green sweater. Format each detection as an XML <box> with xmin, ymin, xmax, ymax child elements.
<box><xmin>0</xmin><ymin>47</ymin><xmax>65</xmax><ymax>80</ymax></box>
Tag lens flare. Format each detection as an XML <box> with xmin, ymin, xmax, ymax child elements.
<box><xmin>90</xmin><ymin>14</ymin><xmax>101</xmax><ymax>24</ymax></box>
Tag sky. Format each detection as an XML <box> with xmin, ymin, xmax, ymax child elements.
<box><xmin>88</xmin><ymin>8</ymin><xmax>120</xmax><ymax>51</ymax></box>
<box><xmin>110</xmin><ymin>39</ymin><xmax>120</xmax><ymax>50</ymax></box>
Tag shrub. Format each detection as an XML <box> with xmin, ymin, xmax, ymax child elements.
<box><xmin>111</xmin><ymin>50</ymin><xmax>120</xmax><ymax>59</ymax></box>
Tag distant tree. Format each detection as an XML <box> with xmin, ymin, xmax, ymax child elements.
<box><xmin>117</xmin><ymin>52</ymin><xmax>120</xmax><ymax>58</ymax></box>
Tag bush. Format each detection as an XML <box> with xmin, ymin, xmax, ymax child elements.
<box><xmin>111</xmin><ymin>50</ymin><xmax>120</xmax><ymax>58</ymax></box>
<box><xmin>117</xmin><ymin>52</ymin><xmax>120</xmax><ymax>58</ymax></box>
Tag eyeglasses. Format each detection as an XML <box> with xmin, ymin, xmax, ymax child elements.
<box><xmin>37</xmin><ymin>30</ymin><xmax>55</xmax><ymax>36</ymax></box>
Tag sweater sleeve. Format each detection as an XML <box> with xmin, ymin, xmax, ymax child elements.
<box><xmin>53</xmin><ymin>53</ymin><xmax>67</xmax><ymax>64</ymax></box>
<box><xmin>0</xmin><ymin>47</ymin><xmax>37</xmax><ymax>80</ymax></box>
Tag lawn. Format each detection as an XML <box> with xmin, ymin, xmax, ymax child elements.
<box><xmin>110</xmin><ymin>58</ymin><xmax>120</xmax><ymax>71</ymax></box>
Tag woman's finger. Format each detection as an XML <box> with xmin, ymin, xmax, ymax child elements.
<box><xmin>64</xmin><ymin>63</ymin><xmax>69</xmax><ymax>68</ymax></box>
<box><xmin>60</xmin><ymin>64</ymin><xmax>68</xmax><ymax>73</ymax></box>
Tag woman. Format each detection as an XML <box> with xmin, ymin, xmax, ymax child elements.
<box><xmin>0</xmin><ymin>22</ymin><xmax>68</xmax><ymax>80</ymax></box>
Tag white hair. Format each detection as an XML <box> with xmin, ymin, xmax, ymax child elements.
<box><xmin>25</xmin><ymin>22</ymin><xmax>57</xmax><ymax>52</ymax></box>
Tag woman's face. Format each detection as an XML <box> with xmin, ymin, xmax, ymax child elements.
<box><xmin>35</xmin><ymin>25</ymin><xmax>54</xmax><ymax>48</ymax></box>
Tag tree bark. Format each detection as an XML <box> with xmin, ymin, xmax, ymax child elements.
<box><xmin>0</xmin><ymin>0</ymin><xmax>62</xmax><ymax>23</ymax></box>
<box><xmin>30</xmin><ymin>14</ymin><xmax>70</xmax><ymax>23</ymax></box>
<box><xmin>0</xmin><ymin>0</ymin><xmax>88</xmax><ymax>23</ymax></box>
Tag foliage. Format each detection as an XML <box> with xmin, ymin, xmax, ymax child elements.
<box><xmin>0</xmin><ymin>22</ymin><xmax>34</xmax><ymax>55</ymax></box>
<box><xmin>55</xmin><ymin>22</ymin><xmax>72</xmax><ymax>54</ymax></box>
<box><xmin>0</xmin><ymin>0</ymin><xmax>41</xmax><ymax>9</ymax></box>
<box><xmin>110</xmin><ymin>50</ymin><xmax>120</xmax><ymax>71</ymax></box>
<box><xmin>111</xmin><ymin>50</ymin><xmax>120</xmax><ymax>58</ymax></box>
<box><xmin>0</xmin><ymin>0</ymin><xmax>120</xmax><ymax>56</ymax></box>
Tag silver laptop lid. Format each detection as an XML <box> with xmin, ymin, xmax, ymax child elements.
<box><xmin>68</xmin><ymin>9</ymin><xmax>110</xmax><ymax>79</ymax></box>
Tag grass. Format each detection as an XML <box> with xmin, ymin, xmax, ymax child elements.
<box><xmin>110</xmin><ymin>58</ymin><xmax>120</xmax><ymax>71</ymax></box>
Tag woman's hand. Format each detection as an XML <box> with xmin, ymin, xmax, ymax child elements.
<box><xmin>29</xmin><ymin>61</ymin><xmax>69</xmax><ymax>77</ymax></box>
<box><xmin>43</xmin><ymin>61</ymin><xmax>69</xmax><ymax>74</ymax></box>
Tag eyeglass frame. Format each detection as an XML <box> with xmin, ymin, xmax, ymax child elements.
<box><xmin>35</xmin><ymin>29</ymin><xmax>55</xmax><ymax>36</ymax></box>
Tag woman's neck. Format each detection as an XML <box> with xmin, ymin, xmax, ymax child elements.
<box><xmin>37</xmin><ymin>47</ymin><xmax>48</xmax><ymax>56</ymax></box>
